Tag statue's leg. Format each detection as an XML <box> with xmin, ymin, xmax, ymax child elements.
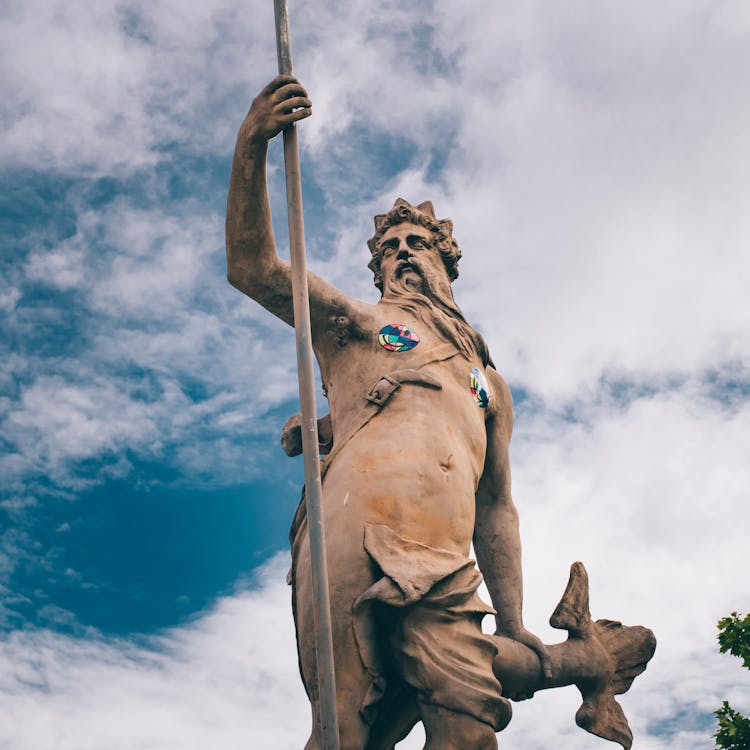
<box><xmin>294</xmin><ymin>529</ymin><xmax>381</xmax><ymax>750</ymax></box>
<box><xmin>391</xmin><ymin>601</ymin><xmax>510</xmax><ymax>748</ymax></box>
<box><xmin>419</xmin><ymin>704</ymin><xmax>497</xmax><ymax>750</ymax></box>
<box><xmin>363</xmin><ymin>685</ymin><xmax>419</xmax><ymax>750</ymax></box>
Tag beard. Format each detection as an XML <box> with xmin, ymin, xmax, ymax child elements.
<box><xmin>384</xmin><ymin>257</ymin><xmax>492</xmax><ymax>367</ymax></box>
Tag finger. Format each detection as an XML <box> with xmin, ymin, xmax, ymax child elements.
<box><xmin>271</xmin><ymin>82</ymin><xmax>309</xmax><ymax>104</ymax></box>
<box><xmin>275</xmin><ymin>96</ymin><xmax>312</xmax><ymax>114</ymax></box>
<box><xmin>278</xmin><ymin>108</ymin><xmax>312</xmax><ymax>127</ymax></box>
<box><xmin>544</xmin><ymin>657</ymin><xmax>552</xmax><ymax>679</ymax></box>
<box><xmin>531</xmin><ymin>642</ymin><xmax>552</xmax><ymax>680</ymax></box>
<box><xmin>260</xmin><ymin>74</ymin><xmax>299</xmax><ymax>96</ymax></box>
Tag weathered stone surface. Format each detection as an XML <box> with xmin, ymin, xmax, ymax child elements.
<box><xmin>226</xmin><ymin>75</ymin><xmax>655</xmax><ymax>749</ymax></box>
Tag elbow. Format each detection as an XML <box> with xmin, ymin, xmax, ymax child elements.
<box><xmin>226</xmin><ymin>262</ymin><xmax>244</xmax><ymax>291</ymax></box>
<box><xmin>225</xmin><ymin>238</ymin><xmax>239</xmax><ymax>288</ymax></box>
<box><xmin>226</xmin><ymin>261</ymin><xmax>258</xmax><ymax>296</ymax></box>
<box><xmin>225</xmin><ymin>248</ymin><xmax>255</xmax><ymax>290</ymax></box>
<box><xmin>227</xmin><ymin>261</ymin><xmax>272</xmax><ymax>300</ymax></box>
<box><xmin>226</xmin><ymin>265</ymin><xmax>242</xmax><ymax>290</ymax></box>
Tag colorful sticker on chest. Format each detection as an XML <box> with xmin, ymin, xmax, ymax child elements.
<box><xmin>378</xmin><ymin>323</ymin><xmax>420</xmax><ymax>352</ymax></box>
<box><xmin>470</xmin><ymin>367</ymin><xmax>491</xmax><ymax>407</ymax></box>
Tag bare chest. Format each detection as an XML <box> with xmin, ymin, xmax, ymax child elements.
<box><xmin>317</xmin><ymin>306</ymin><xmax>492</xmax><ymax>462</ymax></box>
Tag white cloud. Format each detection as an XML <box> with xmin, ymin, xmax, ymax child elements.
<box><xmin>4</xmin><ymin>193</ymin><xmax>302</xmax><ymax>491</ymax></box>
<box><xmin>0</xmin><ymin>0</ymin><xmax>273</xmax><ymax>174</ymax></box>
<box><xmin>445</xmin><ymin>1</ymin><xmax>750</xmax><ymax>397</ymax></box>
<box><xmin>4</xmin><ymin>374</ymin><xmax>159</xmax><ymax>478</ymax></box>
<box><xmin>290</xmin><ymin>1</ymin><xmax>461</xmax><ymax>155</ymax></box>
<box><xmin>0</xmin><ymin>286</ymin><xmax>21</xmax><ymax>312</ymax></box>
<box><xmin>502</xmin><ymin>381</ymin><xmax>750</xmax><ymax>746</ymax></box>
<box><xmin>24</xmin><ymin>197</ymin><xmax>223</xmax><ymax>317</ymax></box>
<box><xmin>25</xmin><ymin>244</ymin><xmax>86</xmax><ymax>290</ymax></box>
<box><xmin>511</xmin><ymin>382</ymin><xmax>750</xmax><ymax>631</ymax></box>
<box><xmin>0</xmin><ymin>555</ymin><xmax>310</xmax><ymax>750</ymax></box>
<box><xmin>0</xmin><ymin>354</ymin><xmax>290</xmax><ymax>491</ymax></box>
<box><xmin>1</xmin><ymin>1</ymin><xmax>162</xmax><ymax>173</ymax></box>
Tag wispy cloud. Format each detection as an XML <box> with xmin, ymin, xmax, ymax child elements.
<box><xmin>0</xmin><ymin>0</ymin><xmax>274</xmax><ymax>174</ymax></box>
<box><xmin>0</xmin><ymin>555</ymin><xmax>310</xmax><ymax>750</ymax></box>
<box><xmin>2</xmin><ymin>189</ymin><xmax>299</xmax><ymax>494</ymax></box>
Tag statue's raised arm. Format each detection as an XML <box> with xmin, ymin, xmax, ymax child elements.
<box><xmin>226</xmin><ymin>75</ymin><xmax>358</xmax><ymax>334</ymax></box>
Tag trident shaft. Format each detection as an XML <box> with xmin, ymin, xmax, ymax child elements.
<box><xmin>272</xmin><ymin>2</ymin><xmax>340</xmax><ymax>748</ymax></box>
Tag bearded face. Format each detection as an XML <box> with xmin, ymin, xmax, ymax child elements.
<box><xmin>377</xmin><ymin>223</ymin><xmax>454</xmax><ymax>304</ymax></box>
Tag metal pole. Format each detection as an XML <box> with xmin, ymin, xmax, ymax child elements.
<box><xmin>273</xmin><ymin>2</ymin><xmax>340</xmax><ymax>748</ymax></box>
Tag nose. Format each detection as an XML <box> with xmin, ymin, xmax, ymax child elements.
<box><xmin>396</xmin><ymin>242</ymin><xmax>411</xmax><ymax>260</ymax></box>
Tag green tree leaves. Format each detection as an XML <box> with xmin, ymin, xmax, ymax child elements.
<box><xmin>715</xmin><ymin>613</ymin><xmax>750</xmax><ymax>750</ymax></box>
<box><xmin>719</xmin><ymin>613</ymin><xmax>750</xmax><ymax>669</ymax></box>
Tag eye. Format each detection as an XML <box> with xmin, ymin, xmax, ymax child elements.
<box><xmin>380</xmin><ymin>240</ymin><xmax>398</xmax><ymax>256</ymax></box>
<box><xmin>409</xmin><ymin>235</ymin><xmax>430</xmax><ymax>250</ymax></box>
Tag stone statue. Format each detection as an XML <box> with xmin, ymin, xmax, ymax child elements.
<box><xmin>226</xmin><ymin>75</ymin><xmax>655</xmax><ymax>750</ymax></box>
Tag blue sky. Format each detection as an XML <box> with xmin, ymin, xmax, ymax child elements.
<box><xmin>1</xmin><ymin>1</ymin><xmax>749</xmax><ymax>747</ymax></box>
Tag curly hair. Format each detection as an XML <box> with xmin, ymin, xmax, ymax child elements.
<box><xmin>367</xmin><ymin>198</ymin><xmax>461</xmax><ymax>292</ymax></box>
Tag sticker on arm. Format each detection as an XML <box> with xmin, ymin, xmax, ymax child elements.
<box><xmin>470</xmin><ymin>367</ymin><xmax>490</xmax><ymax>407</ymax></box>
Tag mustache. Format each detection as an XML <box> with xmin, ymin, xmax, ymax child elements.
<box><xmin>393</xmin><ymin>256</ymin><xmax>424</xmax><ymax>278</ymax></box>
<box><xmin>388</xmin><ymin>254</ymin><xmax>451</xmax><ymax>304</ymax></box>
